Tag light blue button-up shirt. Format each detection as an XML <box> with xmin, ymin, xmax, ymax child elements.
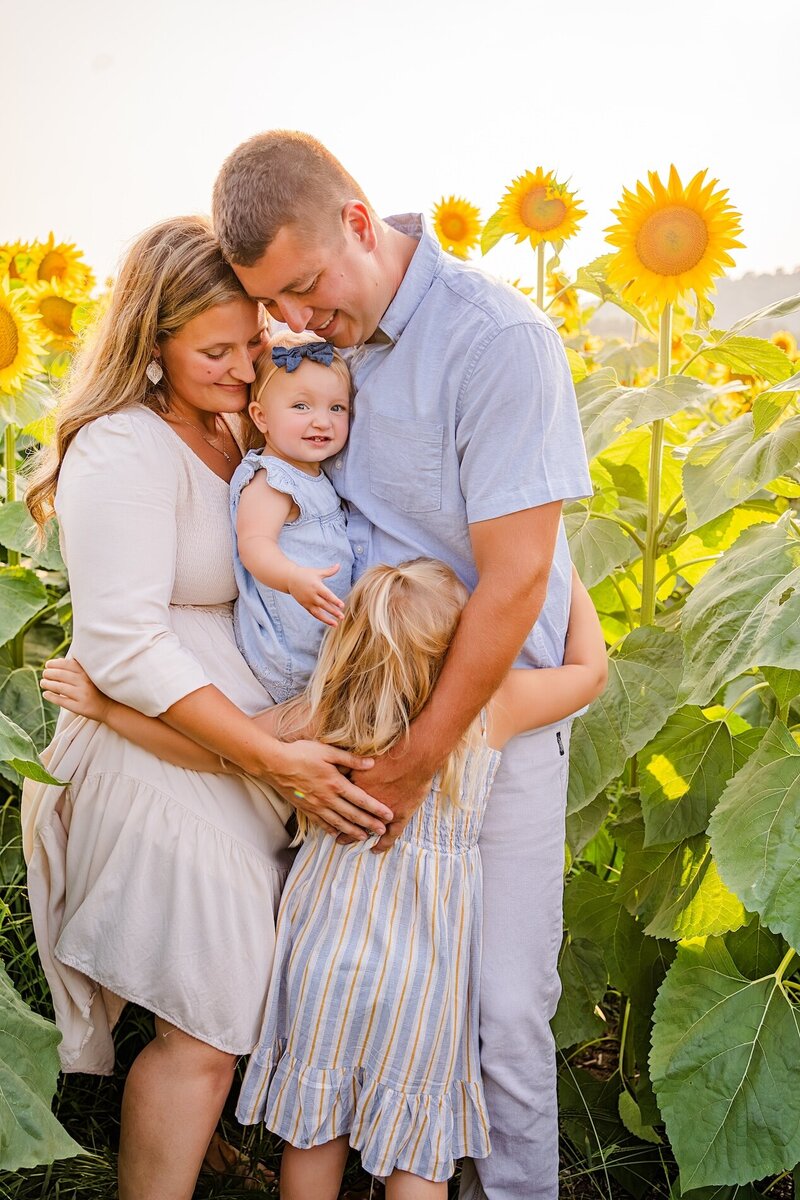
<box><xmin>331</xmin><ymin>214</ymin><xmax>592</xmax><ymax>669</ymax></box>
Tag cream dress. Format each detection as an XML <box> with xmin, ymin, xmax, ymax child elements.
<box><xmin>22</xmin><ymin>406</ymin><xmax>294</xmax><ymax>1074</ymax></box>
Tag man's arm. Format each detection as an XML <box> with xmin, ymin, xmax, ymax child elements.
<box><xmin>358</xmin><ymin>500</ymin><xmax>563</xmax><ymax>849</ymax></box>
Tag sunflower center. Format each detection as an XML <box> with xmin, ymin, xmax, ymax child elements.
<box><xmin>40</xmin><ymin>296</ymin><xmax>76</xmax><ymax>337</ymax></box>
<box><xmin>441</xmin><ymin>213</ymin><xmax>468</xmax><ymax>241</ymax></box>
<box><xmin>519</xmin><ymin>186</ymin><xmax>567</xmax><ymax>233</ymax></box>
<box><xmin>38</xmin><ymin>250</ymin><xmax>68</xmax><ymax>283</ymax></box>
<box><xmin>0</xmin><ymin>307</ymin><xmax>19</xmax><ymax>370</ymax></box>
<box><xmin>636</xmin><ymin>205</ymin><xmax>709</xmax><ymax>277</ymax></box>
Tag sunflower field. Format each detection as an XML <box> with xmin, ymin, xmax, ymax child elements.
<box><xmin>2</xmin><ymin>166</ymin><xmax>800</xmax><ymax>1198</ymax></box>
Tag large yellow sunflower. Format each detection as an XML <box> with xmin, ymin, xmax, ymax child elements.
<box><xmin>26</xmin><ymin>279</ymin><xmax>80</xmax><ymax>347</ymax></box>
<box><xmin>495</xmin><ymin>168</ymin><xmax>585</xmax><ymax>248</ymax></box>
<box><xmin>605</xmin><ymin>166</ymin><xmax>743</xmax><ymax>308</ymax></box>
<box><xmin>28</xmin><ymin>233</ymin><xmax>96</xmax><ymax>293</ymax></box>
<box><xmin>0</xmin><ymin>281</ymin><xmax>46</xmax><ymax>394</ymax></box>
<box><xmin>432</xmin><ymin>195</ymin><xmax>482</xmax><ymax>259</ymax></box>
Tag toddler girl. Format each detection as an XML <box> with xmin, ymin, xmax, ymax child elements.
<box><xmin>231</xmin><ymin>329</ymin><xmax>354</xmax><ymax>702</ymax></box>
<box><xmin>42</xmin><ymin>557</ymin><xmax>607</xmax><ymax>1200</ymax></box>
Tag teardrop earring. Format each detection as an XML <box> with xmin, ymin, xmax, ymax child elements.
<box><xmin>146</xmin><ymin>360</ymin><xmax>163</xmax><ymax>385</ymax></box>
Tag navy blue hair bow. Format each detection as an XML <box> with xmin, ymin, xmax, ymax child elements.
<box><xmin>271</xmin><ymin>342</ymin><xmax>335</xmax><ymax>373</ymax></box>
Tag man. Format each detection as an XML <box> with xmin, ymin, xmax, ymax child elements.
<box><xmin>213</xmin><ymin>131</ymin><xmax>592</xmax><ymax>1200</ymax></box>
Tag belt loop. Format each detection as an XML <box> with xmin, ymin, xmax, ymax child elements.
<box><xmin>556</xmin><ymin>731</ymin><xmax>565</xmax><ymax>757</ymax></box>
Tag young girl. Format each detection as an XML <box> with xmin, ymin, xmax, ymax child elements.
<box><xmin>41</xmin><ymin>557</ymin><xmax>607</xmax><ymax>1200</ymax></box>
<box><xmin>231</xmin><ymin>329</ymin><xmax>355</xmax><ymax>702</ymax></box>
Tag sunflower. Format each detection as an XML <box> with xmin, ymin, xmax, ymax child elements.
<box><xmin>494</xmin><ymin>168</ymin><xmax>585</xmax><ymax>248</ymax></box>
<box><xmin>28</xmin><ymin>233</ymin><xmax>96</xmax><ymax>293</ymax></box>
<box><xmin>26</xmin><ymin>279</ymin><xmax>80</xmax><ymax>346</ymax></box>
<box><xmin>432</xmin><ymin>196</ymin><xmax>482</xmax><ymax>259</ymax></box>
<box><xmin>0</xmin><ymin>241</ymin><xmax>32</xmax><ymax>281</ymax></box>
<box><xmin>0</xmin><ymin>281</ymin><xmax>46</xmax><ymax>394</ymax></box>
<box><xmin>605</xmin><ymin>166</ymin><xmax>743</xmax><ymax>309</ymax></box>
<box><xmin>771</xmin><ymin>330</ymin><xmax>798</xmax><ymax>360</ymax></box>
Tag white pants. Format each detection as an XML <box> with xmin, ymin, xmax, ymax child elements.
<box><xmin>460</xmin><ymin>722</ymin><xmax>571</xmax><ymax>1200</ymax></box>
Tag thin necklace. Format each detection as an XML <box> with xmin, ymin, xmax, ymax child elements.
<box><xmin>167</xmin><ymin>411</ymin><xmax>232</xmax><ymax>462</ymax></box>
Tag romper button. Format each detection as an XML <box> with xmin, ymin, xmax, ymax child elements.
<box><xmin>355</xmin><ymin>545</ymin><xmax>364</xmax><ymax>555</ymax></box>
<box><xmin>335</xmin><ymin>459</ymin><xmax>343</xmax><ymax>469</ymax></box>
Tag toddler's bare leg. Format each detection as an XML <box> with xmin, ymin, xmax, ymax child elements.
<box><xmin>280</xmin><ymin>1135</ymin><xmax>349</xmax><ymax>1200</ymax></box>
<box><xmin>386</xmin><ymin>1168</ymin><xmax>447</xmax><ymax>1200</ymax></box>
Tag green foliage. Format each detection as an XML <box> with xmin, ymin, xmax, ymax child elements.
<box><xmin>681</xmin><ymin>516</ymin><xmax>800</xmax><ymax>704</ymax></box>
<box><xmin>0</xmin><ymin>965</ymin><xmax>83</xmax><ymax>1170</ymax></box>
<box><xmin>651</xmin><ymin>938</ymin><xmax>800</xmax><ymax>1190</ymax></box>
<box><xmin>710</xmin><ymin>720</ymin><xmax>800</xmax><ymax>948</ymax></box>
<box><xmin>567</xmin><ymin>626</ymin><xmax>683</xmax><ymax>814</ymax></box>
<box><xmin>555</xmin><ymin>271</ymin><xmax>800</xmax><ymax>1195</ymax></box>
<box><xmin>683</xmin><ymin>413</ymin><xmax>800</xmax><ymax>528</ymax></box>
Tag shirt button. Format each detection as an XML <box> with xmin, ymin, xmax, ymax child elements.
<box><xmin>335</xmin><ymin>459</ymin><xmax>343</xmax><ymax>469</ymax></box>
<box><xmin>355</xmin><ymin>545</ymin><xmax>364</xmax><ymax>555</ymax></box>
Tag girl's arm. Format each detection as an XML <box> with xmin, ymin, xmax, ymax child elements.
<box><xmin>488</xmin><ymin>569</ymin><xmax>608</xmax><ymax>747</ymax></box>
<box><xmin>237</xmin><ymin>470</ymin><xmax>344</xmax><ymax>626</ymax></box>
<box><xmin>41</xmin><ymin>659</ymin><xmax>235</xmax><ymax>773</ymax></box>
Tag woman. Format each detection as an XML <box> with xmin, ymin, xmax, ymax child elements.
<box><xmin>22</xmin><ymin>216</ymin><xmax>392</xmax><ymax>1200</ymax></box>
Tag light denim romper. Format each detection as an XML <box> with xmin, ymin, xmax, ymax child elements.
<box><xmin>230</xmin><ymin>451</ymin><xmax>354</xmax><ymax>703</ymax></box>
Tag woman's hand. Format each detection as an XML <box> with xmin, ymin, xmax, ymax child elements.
<box><xmin>40</xmin><ymin>658</ymin><xmax>112</xmax><ymax>723</ymax></box>
<box><xmin>266</xmin><ymin>739</ymin><xmax>394</xmax><ymax>841</ymax></box>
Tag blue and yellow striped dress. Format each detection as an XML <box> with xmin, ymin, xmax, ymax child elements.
<box><xmin>237</xmin><ymin>744</ymin><xmax>501</xmax><ymax>1183</ymax></box>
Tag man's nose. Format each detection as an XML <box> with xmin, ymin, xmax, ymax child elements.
<box><xmin>277</xmin><ymin>297</ymin><xmax>312</xmax><ymax>332</ymax></box>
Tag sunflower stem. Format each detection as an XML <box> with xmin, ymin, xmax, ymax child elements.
<box><xmin>640</xmin><ymin>305</ymin><xmax>672</xmax><ymax>626</ymax></box>
<box><xmin>536</xmin><ymin>244</ymin><xmax>545</xmax><ymax>311</ymax></box>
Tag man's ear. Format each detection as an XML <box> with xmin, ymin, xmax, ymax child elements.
<box><xmin>342</xmin><ymin>201</ymin><xmax>378</xmax><ymax>252</ymax></box>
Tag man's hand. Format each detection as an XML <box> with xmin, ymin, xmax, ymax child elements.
<box><xmin>351</xmin><ymin>739</ymin><xmax>434</xmax><ymax>852</ymax></box>
<box><xmin>287</xmin><ymin>563</ymin><xmax>345</xmax><ymax>626</ymax></box>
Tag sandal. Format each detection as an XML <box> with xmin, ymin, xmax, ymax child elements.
<box><xmin>202</xmin><ymin>1131</ymin><xmax>276</xmax><ymax>1191</ymax></box>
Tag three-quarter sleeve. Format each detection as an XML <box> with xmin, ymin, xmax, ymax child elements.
<box><xmin>56</xmin><ymin>410</ymin><xmax>211</xmax><ymax>716</ymax></box>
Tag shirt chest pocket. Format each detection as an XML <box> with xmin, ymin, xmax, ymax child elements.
<box><xmin>368</xmin><ymin>412</ymin><xmax>444</xmax><ymax>514</ymax></box>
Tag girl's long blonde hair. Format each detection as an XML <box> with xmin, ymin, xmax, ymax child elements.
<box><xmin>278</xmin><ymin>558</ymin><xmax>486</xmax><ymax>838</ymax></box>
<box><xmin>26</xmin><ymin>215</ymin><xmax>252</xmax><ymax>532</ymax></box>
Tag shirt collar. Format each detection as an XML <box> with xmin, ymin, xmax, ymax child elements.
<box><xmin>375</xmin><ymin>213</ymin><xmax>443</xmax><ymax>345</ymax></box>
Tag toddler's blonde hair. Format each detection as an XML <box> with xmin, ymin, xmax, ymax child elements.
<box><xmin>278</xmin><ymin>558</ymin><xmax>486</xmax><ymax>839</ymax></box>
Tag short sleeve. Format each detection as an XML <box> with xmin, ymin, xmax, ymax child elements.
<box><xmin>56</xmin><ymin>411</ymin><xmax>211</xmax><ymax>716</ymax></box>
<box><xmin>456</xmin><ymin>322</ymin><xmax>592</xmax><ymax>524</ymax></box>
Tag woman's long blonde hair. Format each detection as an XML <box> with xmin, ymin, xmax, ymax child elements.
<box><xmin>26</xmin><ymin>214</ymin><xmax>252</xmax><ymax>531</ymax></box>
<box><xmin>278</xmin><ymin>558</ymin><xmax>486</xmax><ymax>838</ymax></box>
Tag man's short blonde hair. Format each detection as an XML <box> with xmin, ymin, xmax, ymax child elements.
<box><xmin>212</xmin><ymin>130</ymin><xmax>373</xmax><ymax>267</ymax></box>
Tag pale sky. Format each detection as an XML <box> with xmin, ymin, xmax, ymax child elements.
<box><xmin>3</xmin><ymin>0</ymin><xmax>798</xmax><ymax>286</ymax></box>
